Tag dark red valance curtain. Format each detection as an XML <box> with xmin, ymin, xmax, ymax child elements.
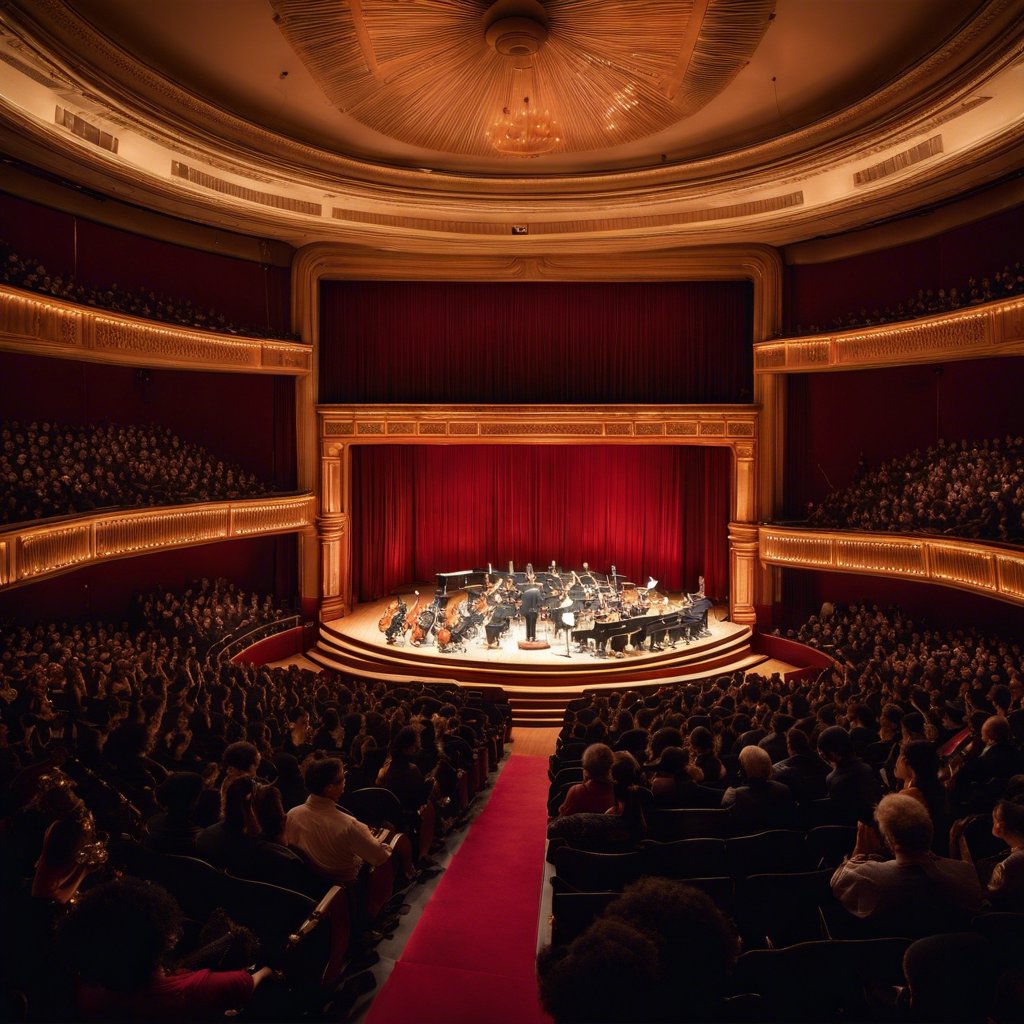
<box><xmin>321</xmin><ymin>280</ymin><xmax>753</xmax><ymax>404</ymax></box>
<box><xmin>351</xmin><ymin>445</ymin><xmax>731</xmax><ymax>603</ymax></box>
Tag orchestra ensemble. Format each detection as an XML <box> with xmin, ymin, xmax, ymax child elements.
<box><xmin>376</xmin><ymin>563</ymin><xmax>714</xmax><ymax>658</ymax></box>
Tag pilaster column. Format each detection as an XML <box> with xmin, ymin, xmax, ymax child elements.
<box><xmin>728</xmin><ymin>522</ymin><xmax>760</xmax><ymax>625</ymax></box>
<box><xmin>318</xmin><ymin>439</ymin><xmax>351</xmax><ymax>621</ymax></box>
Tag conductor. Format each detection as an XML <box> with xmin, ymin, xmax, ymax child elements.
<box><xmin>520</xmin><ymin>585</ymin><xmax>543</xmax><ymax>642</ymax></box>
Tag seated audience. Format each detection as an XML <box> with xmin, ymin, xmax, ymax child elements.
<box><xmin>957</xmin><ymin>796</ymin><xmax>1024</xmax><ymax>912</ymax></box>
<box><xmin>0</xmin><ymin>238</ymin><xmax>299</xmax><ymax>340</ymax></box>
<box><xmin>803</xmin><ymin>434</ymin><xmax>1024</xmax><ymax>543</ymax></box>
<box><xmin>144</xmin><ymin>771</ymin><xmax>203</xmax><ymax>855</ymax></box>
<box><xmin>646</xmin><ymin>746</ymin><xmax>720</xmax><ymax>809</ymax></box>
<box><xmin>831</xmin><ymin>793</ymin><xmax>984</xmax><ymax>936</ymax></box>
<box><xmin>547</xmin><ymin>752</ymin><xmax>650</xmax><ymax>851</ymax></box>
<box><xmin>817</xmin><ymin>726</ymin><xmax>882</xmax><ymax>823</ymax></box>
<box><xmin>790</xmin><ymin>258</ymin><xmax>1024</xmax><ymax>335</ymax></box>
<box><xmin>1</xmin><ymin>419</ymin><xmax>272</xmax><ymax>524</ymax></box>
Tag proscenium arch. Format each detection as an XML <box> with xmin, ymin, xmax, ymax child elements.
<box><xmin>291</xmin><ymin>245</ymin><xmax>783</xmax><ymax>623</ymax></box>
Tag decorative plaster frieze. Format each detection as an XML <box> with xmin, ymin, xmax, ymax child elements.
<box><xmin>0</xmin><ymin>285</ymin><xmax>312</xmax><ymax>374</ymax></box>
<box><xmin>758</xmin><ymin>526</ymin><xmax>1024</xmax><ymax>606</ymax></box>
<box><xmin>754</xmin><ymin>296</ymin><xmax>1024</xmax><ymax>374</ymax></box>
<box><xmin>0</xmin><ymin>495</ymin><xmax>315</xmax><ymax>591</ymax></box>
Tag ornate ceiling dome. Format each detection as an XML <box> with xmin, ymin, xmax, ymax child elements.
<box><xmin>269</xmin><ymin>0</ymin><xmax>776</xmax><ymax>159</ymax></box>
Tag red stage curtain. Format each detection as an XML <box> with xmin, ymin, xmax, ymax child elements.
<box><xmin>351</xmin><ymin>445</ymin><xmax>731</xmax><ymax>603</ymax></box>
<box><xmin>320</xmin><ymin>280</ymin><xmax>753</xmax><ymax>404</ymax></box>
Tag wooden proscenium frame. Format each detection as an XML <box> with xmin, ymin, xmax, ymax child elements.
<box><xmin>291</xmin><ymin>245</ymin><xmax>784</xmax><ymax>626</ymax></box>
<box><xmin>316</xmin><ymin>405</ymin><xmax>759</xmax><ymax>624</ymax></box>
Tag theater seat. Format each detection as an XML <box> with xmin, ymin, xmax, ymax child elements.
<box><xmin>725</xmin><ymin>830</ymin><xmax>815</xmax><ymax>877</ymax></box>
<box><xmin>552</xmin><ymin>847</ymin><xmax>647</xmax><ymax>892</ymax></box>
<box><xmin>730</xmin><ymin>937</ymin><xmax>911</xmax><ymax>1022</ymax></box>
<box><xmin>640</xmin><ymin>837</ymin><xmax>727</xmax><ymax>879</ymax></box>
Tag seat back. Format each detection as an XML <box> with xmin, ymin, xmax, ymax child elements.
<box><xmin>725</xmin><ymin>830</ymin><xmax>813</xmax><ymax>877</ymax></box>
<box><xmin>217</xmin><ymin>871</ymin><xmax>316</xmax><ymax>956</ymax></box>
<box><xmin>731</xmin><ymin>937</ymin><xmax>911</xmax><ymax>1022</ymax></box>
<box><xmin>339</xmin><ymin>786</ymin><xmax>406</xmax><ymax>828</ymax></box>
<box><xmin>736</xmin><ymin>870</ymin><xmax>832</xmax><ymax>949</ymax></box>
<box><xmin>550</xmin><ymin>890</ymin><xmax>617</xmax><ymax>946</ymax></box>
<box><xmin>640</xmin><ymin>838</ymin><xmax>727</xmax><ymax>879</ymax></box>
<box><xmin>116</xmin><ymin>843</ymin><xmax>224</xmax><ymax>923</ymax></box>
<box><xmin>805</xmin><ymin>825</ymin><xmax>857</xmax><ymax>868</ymax></box>
<box><xmin>548</xmin><ymin>766</ymin><xmax>584</xmax><ymax>799</ymax></box>
<box><xmin>282</xmin><ymin>885</ymin><xmax>352</xmax><ymax>997</ymax></box>
<box><xmin>647</xmin><ymin>807</ymin><xmax>734</xmax><ymax>841</ymax></box>
<box><xmin>552</xmin><ymin>847</ymin><xmax>647</xmax><ymax>892</ymax></box>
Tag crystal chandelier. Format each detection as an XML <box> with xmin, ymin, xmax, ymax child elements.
<box><xmin>484</xmin><ymin>0</ymin><xmax>561</xmax><ymax>158</ymax></box>
<box><xmin>487</xmin><ymin>69</ymin><xmax>561</xmax><ymax>158</ymax></box>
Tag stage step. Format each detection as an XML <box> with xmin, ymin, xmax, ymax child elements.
<box><xmin>307</xmin><ymin>624</ymin><xmax>769</xmax><ymax>725</ymax></box>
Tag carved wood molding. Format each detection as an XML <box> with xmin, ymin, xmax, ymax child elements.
<box><xmin>758</xmin><ymin>525</ymin><xmax>1024</xmax><ymax>607</ymax></box>
<box><xmin>319</xmin><ymin>405</ymin><xmax>759</xmax><ymax>446</ymax></box>
<box><xmin>294</xmin><ymin>244</ymin><xmax>784</xmax><ymax>351</ymax></box>
<box><xmin>0</xmin><ymin>495</ymin><xmax>315</xmax><ymax>592</ymax></box>
<box><xmin>0</xmin><ymin>285</ymin><xmax>312</xmax><ymax>374</ymax></box>
<box><xmin>754</xmin><ymin>295</ymin><xmax>1024</xmax><ymax>374</ymax></box>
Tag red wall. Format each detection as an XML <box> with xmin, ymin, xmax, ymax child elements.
<box><xmin>0</xmin><ymin>350</ymin><xmax>295</xmax><ymax>487</ymax></box>
<box><xmin>0</xmin><ymin>191</ymin><xmax>291</xmax><ymax>336</ymax></box>
<box><xmin>783</xmin><ymin>356</ymin><xmax>1024</xmax><ymax>515</ymax></box>
<box><xmin>0</xmin><ymin>535</ymin><xmax>295</xmax><ymax>623</ymax></box>
<box><xmin>785</xmin><ymin>204</ymin><xmax>1024</xmax><ymax>332</ymax></box>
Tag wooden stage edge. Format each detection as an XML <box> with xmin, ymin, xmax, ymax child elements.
<box><xmin>309</xmin><ymin>593</ymin><xmax>772</xmax><ymax>725</ymax></box>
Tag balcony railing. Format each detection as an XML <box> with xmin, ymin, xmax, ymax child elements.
<box><xmin>0</xmin><ymin>494</ymin><xmax>315</xmax><ymax>591</ymax></box>
<box><xmin>758</xmin><ymin>524</ymin><xmax>1024</xmax><ymax>607</ymax></box>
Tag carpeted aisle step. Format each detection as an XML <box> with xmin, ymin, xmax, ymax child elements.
<box><xmin>366</xmin><ymin>754</ymin><xmax>551</xmax><ymax>1024</ymax></box>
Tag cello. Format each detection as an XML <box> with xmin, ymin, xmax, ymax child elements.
<box><xmin>378</xmin><ymin>597</ymin><xmax>400</xmax><ymax>632</ymax></box>
<box><xmin>436</xmin><ymin>597</ymin><xmax>462</xmax><ymax>649</ymax></box>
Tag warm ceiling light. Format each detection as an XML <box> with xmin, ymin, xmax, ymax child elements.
<box><xmin>484</xmin><ymin>0</ymin><xmax>562</xmax><ymax>158</ymax></box>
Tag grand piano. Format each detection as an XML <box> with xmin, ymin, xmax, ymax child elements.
<box><xmin>571</xmin><ymin>594</ymin><xmax>713</xmax><ymax>656</ymax></box>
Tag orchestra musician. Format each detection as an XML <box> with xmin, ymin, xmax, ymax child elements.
<box><xmin>484</xmin><ymin>598</ymin><xmax>512</xmax><ymax>649</ymax></box>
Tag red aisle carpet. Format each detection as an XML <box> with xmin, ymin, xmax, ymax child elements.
<box><xmin>366</xmin><ymin>754</ymin><xmax>552</xmax><ymax>1024</ymax></box>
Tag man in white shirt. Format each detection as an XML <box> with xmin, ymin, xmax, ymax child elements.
<box><xmin>831</xmin><ymin>793</ymin><xmax>983</xmax><ymax>936</ymax></box>
<box><xmin>285</xmin><ymin>757</ymin><xmax>391</xmax><ymax>884</ymax></box>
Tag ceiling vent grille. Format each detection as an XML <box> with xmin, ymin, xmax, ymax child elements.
<box><xmin>854</xmin><ymin>135</ymin><xmax>943</xmax><ymax>186</ymax></box>
<box><xmin>55</xmin><ymin>106</ymin><xmax>118</xmax><ymax>153</ymax></box>
<box><xmin>171</xmin><ymin>161</ymin><xmax>321</xmax><ymax>216</ymax></box>
<box><xmin>333</xmin><ymin>190</ymin><xmax>803</xmax><ymax>235</ymax></box>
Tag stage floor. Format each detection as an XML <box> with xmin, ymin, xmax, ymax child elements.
<box><xmin>310</xmin><ymin>591</ymin><xmax>768</xmax><ymax>724</ymax></box>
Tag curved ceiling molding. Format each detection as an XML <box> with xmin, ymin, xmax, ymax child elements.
<box><xmin>0</xmin><ymin>0</ymin><xmax>1021</xmax><ymax>251</ymax></box>
<box><xmin>270</xmin><ymin>0</ymin><xmax>775</xmax><ymax>158</ymax></box>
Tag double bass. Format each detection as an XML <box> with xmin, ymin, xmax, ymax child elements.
<box><xmin>403</xmin><ymin>590</ymin><xmax>423</xmax><ymax>641</ymax></box>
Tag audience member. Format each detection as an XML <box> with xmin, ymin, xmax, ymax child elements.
<box><xmin>721</xmin><ymin>745</ymin><xmax>799</xmax><ymax>829</ymax></box>
<box><xmin>831</xmin><ymin>793</ymin><xmax>984</xmax><ymax>936</ymax></box>
<box><xmin>556</xmin><ymin>743</ymin><xmax>614</xmax><ymax>816</ymax></box>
